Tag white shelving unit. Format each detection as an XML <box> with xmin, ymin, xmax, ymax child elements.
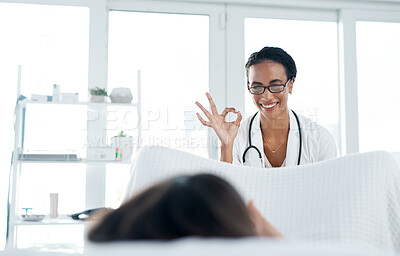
<box><xmin>18</xmin><ymin>100</ymin><xmax>139</xmax><ymax>108</ymax></box>
<box><xmin>6</xmin><ymin>68</ymin><xmax>142</xmax><ymax>249</ymax></box>
<box><xmin>14</xmin><ymin>215</ymin><xmax>81</xmax><ymax>226</ymax></box>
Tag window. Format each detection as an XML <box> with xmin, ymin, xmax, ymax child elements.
<box><xmin>2</xmin><ymin>0</ymin><xmax>400</xmax><ymax>252</ymax></box>
<box><xmin>356</xmin><ymin>21</ymin><xmax>400</xmax><ymax>152</ymax></box>
<box><xmin>245</xmin><ymin>18</ymin><xmax>340</xmax><ymax>145</ymax></box>
<box><xmin>19</xmin><ymin>164</ymin><xmax>86</xmax><ymax>215</ymax></box>
<box><xmin>0</xmin><ymin>3</ymin><xmax>89</xmax><ymax>98</ymax></box>
<box><xmin>108</xmin><ymin>11</ymin><xmax>209</xmax><ymax>156</ymax></box>
<box><xmin>0</xmin><ymin>2</ymin><xmax>89</xmax><ymax>250</ymax></box>
<box><xmin>107</xmin><ymin>10</ymin><xmax>210</xmax><ymax>207</ymax></box>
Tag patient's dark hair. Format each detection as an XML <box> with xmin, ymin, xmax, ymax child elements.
<box><xmin>88</xmin><ymin>174</ymin><xmax>255</xmax><ymax>241</ymax></box>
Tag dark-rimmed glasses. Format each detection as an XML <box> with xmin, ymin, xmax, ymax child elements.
<box><xmin>248</xmin><ymin>79</ymin><xmax>291</xmax><ymax>95</ymax></box>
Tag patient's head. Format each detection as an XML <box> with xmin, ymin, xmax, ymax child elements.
<box><xmin>88</xmin><ymin>174</ymin><xmax>255</xmax><ymax>241</ymax></box>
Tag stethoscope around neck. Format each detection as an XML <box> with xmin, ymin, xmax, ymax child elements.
<box><xmin>242</xmin><ymin>110</ymin><xmax>302</xmax><ymax>167</ymax></box>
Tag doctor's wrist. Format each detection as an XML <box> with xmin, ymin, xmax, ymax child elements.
<box><xmin>220</xmin><ymin>142</ymin><xmax>234</xmax><ymax>150</ymax></box>
<box><xmin>220</xmin><ymin>143</ymin><xmax>234</xmax><ymax>164</ymax></box>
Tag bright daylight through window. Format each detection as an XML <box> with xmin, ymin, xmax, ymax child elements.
<box><xmin>245</xmin><ymin>18</ymin><xmax>340</xmax><ymax>147</ymax></box>
<box><xmin>0</xmin><ymin>3</ymin><xmax>89</xmax><ymax>250</ymax></box>
<box><xmin>108</xmin><ymin>11</ymin><xmax>210</xmax><ymax>158</ymax></box>
<box><xmin>356</xmin><ymin>21</ymin><xmax>400</xmax><ymax>153</ymax></box>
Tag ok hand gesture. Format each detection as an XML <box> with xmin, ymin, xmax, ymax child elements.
<box><xmin>195</xmin><ymin>92</ymin><xmax>242</xmax><ymax>147</ymax></box>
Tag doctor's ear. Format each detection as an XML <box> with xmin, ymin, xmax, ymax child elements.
<box><xmin>288</xmin><ymin>77</ymin><xmax>295</xmax><ymax>94</ymax></box>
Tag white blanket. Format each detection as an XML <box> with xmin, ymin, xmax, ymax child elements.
<box><xmin>125</xmin><ymin>147</ymin><xmax>400</xmax><ymax>255</ymax></box>
<box><xmin>1</xmin><ymin>238</ymin><xmax>388</xmax><ymax>256</ymax></box>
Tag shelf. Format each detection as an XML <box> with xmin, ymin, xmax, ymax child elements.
<box><xmin>15</xmin><ymin>215</ymin><xmax>86</xmax><ymax>226</ymax></box>
<box><xmin>15</xmin><ymin>159</ymin><xmax>133</xmax><ymax>164</ymax></box>
<box><xmin>18</xmin><ymin>100</ymin><xmax>138</xmax><ymax>107</ymax></box>
<box><xmin>8</xmin><ymin>69</ymin><xmax>143</xmax><ymax>248</ymax></box>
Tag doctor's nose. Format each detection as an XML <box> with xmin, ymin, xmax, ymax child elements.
<box><xmin>262</xmin><ymin>89</ymin><xmax>275</xmax><ymax>100</ymax></box>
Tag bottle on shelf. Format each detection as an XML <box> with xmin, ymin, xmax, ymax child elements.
<box><xmin>52</xmin><ymin>84</ymin><xmax>61</xmax><ymax>102</ymax></box>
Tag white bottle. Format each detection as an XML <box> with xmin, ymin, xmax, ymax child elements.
<box><xmin>52</xmin><ymin>84</ymin><xmax>61</xmax><ymax>102</ymax></box>
<box><xmin>49</xmin><ymin>193</ymin><xmax>58</xmax><ymax>218</ymax></box>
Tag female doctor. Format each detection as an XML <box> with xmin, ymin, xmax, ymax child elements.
<box><xmin>196</xmin><ymin>46</ymin><xmax>337</xmax><ymax>168</ymax></box>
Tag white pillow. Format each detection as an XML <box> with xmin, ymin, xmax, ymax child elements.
<box><xmin>391</xmin><ymin>152</ymin><xmax>400</xmax><ymax>167</ymax></box>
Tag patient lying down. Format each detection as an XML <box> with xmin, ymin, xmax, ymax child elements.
<box><xmin>88</xmin><ymin>174</ymin><xmax>283</xmax><ymax>241</ymax></box>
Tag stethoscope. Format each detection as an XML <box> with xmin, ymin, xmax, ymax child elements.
<box><xmin>242</xmin><ymin>110</ymin><xmax>302</xmax><ymax>167</ymax></box>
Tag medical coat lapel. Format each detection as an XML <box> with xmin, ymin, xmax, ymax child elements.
<box><xmin>286</xmin><ymin>110</ymin><xmax>300</xmax><ymax>166</ymax></box>
<box><xmin>251</xmin><ymin>113</ymin><xmax>266</xmax><ymax>167</ymax></box>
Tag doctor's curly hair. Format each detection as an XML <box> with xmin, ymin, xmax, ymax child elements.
<box><xmin>245</xmin><ymin>46</ymin><xmax>297</xmax><ymax>82</ymax></box>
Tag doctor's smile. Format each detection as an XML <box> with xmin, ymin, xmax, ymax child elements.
<box><xmin>260</xmin><ymin>102</ymin><xmax>278</xmax><ymax>110</ymax></box>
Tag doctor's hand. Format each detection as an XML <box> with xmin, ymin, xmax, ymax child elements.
<box><xmin>195</xmin><ymin>92</ymin><xmax>242</xmax><ymax>147</ymax></box>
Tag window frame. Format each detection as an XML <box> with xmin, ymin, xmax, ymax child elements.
<box><xmin>107</xmin><ymin>0</ymin><xmax>226</xmax><ymax>159</ymax></box>
<box><xmin>226</xmin><ymin>4</ymin><xmax>341</xmax><ymax>151</ymax></box>
<box><xmin>339</xmin><ymin>9</ymin><xmax>400</xmax><ymax>154</ymax></box>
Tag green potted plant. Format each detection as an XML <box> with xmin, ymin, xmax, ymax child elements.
<box><xmin>89</xmin><ymin>87</ymin><xmax>108</xmax><ymax>103</ymax></box>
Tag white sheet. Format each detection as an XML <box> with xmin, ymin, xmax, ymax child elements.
<box><xmin>125</xmin><ymin>147</ymin><xmax>400</xmax><ymax>255</ymax></box>
<box><xmin>1</xmin><ymin>238</ymin><xmax>387</xmax><ymax>256</ymax></box>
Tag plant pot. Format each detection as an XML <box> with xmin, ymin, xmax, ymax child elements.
<box><xmin>110</xmin><ymin>88</ymin><xmax>133</xmax><ymax>103</ymax></box>
<box><xmin>111</xmin><ymin>136</ymin><xmax>133</xmax><ymax>161</ymax></box>
<box><xmin>90</xmin><ymin>95</ymin><xmax>107</xmax><ymax>103</ymax></box>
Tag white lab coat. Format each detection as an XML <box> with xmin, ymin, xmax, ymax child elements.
<box><xmin>233</xmin><ymin>110</ymin><xmax>337</xmax><ymax>168</ymax></box>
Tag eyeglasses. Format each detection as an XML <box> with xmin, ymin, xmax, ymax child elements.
<box><xmin>248</xmin><ymin>79</ymin><xmax>291</xmax><ymax>95</ymax></box>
